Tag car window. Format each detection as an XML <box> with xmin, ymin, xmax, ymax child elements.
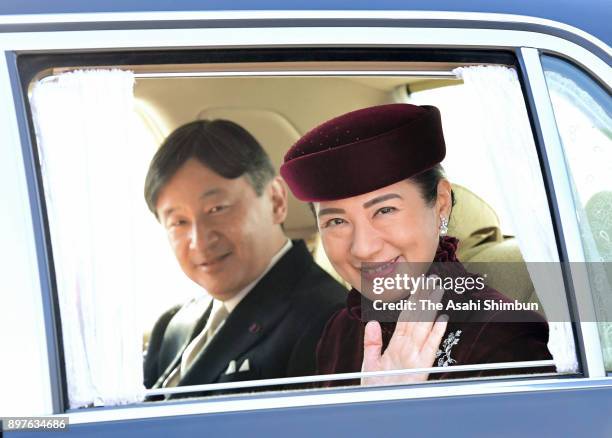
<box><xmin>21</xmin><ymin>53</ymin><xmax>572</xmax><ymax>409</ymax></box>
<box><xmin>541</xmin><ymin>55</ymin><xmax>612</xmax><ymax>371</ymax></box>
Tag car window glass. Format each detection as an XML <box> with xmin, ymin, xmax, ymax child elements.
<box><xmin>25</xmin><ymin>60</ymin><xmax>568</xmax><ymax>408</ymax></box>
<box><xmin>542</xmin><ymin>55</ymin><xmax>612</xmax><ymax>371</ymax></box>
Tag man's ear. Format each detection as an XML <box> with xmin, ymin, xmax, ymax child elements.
<box><xmin>436</xmin><ymin>179</ymin><xmax>452</xmax><ymax>219</ymax></box>
<box><xmin>268</xmin><ymin>176</ymin><xmax>288</xmax><ymax>224</ymax></box>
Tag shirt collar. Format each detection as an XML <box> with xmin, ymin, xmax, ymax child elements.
<box><xmin>220</xmin><ymin>239</ymin><xmax>293</xmax><ymax>313</ymax></box>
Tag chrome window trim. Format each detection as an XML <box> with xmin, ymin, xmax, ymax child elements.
<box><xmin>519</xmin><ymin>47</ymin><xmax>606</xmax><ymax>378</ymax></box>
<box><xmin>134</xmin><ymin>70</ymin><xmax>456</xmax><ymax>78</ymax></box>
<box><xmin>0</xmin><ymin>27</ymin><xmax>609</xmax><ymax>84</ymax></box>
<box><xmin>63</xmin><ymin>376</ymin><xmax>610</xmax><ymax>425</ymax></box>
<box><xmin>0</xmin><ymin>10</ymin><xmax>609</xmax><ymax>57</ymax></box>
<box><xmin>1</xmin><ymin>24</ymin><xmax>610</xmax><ymax>416</ymax></box>
<box><xmin>37</xmin><ymin>70</ymin><xmax>459</xmax><ymax>82</ymax></box>
<box><xmin>146</xmin><ymin>360</ymin><xmax>556</xmax><ymax>397</ymax></box>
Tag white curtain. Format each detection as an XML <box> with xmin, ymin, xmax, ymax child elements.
<box><xmin>452</xmin><ymin>66</ymin><xmax>578</xmax><ymax>373</ymax></box>
<box><xmin>30</xmin><ymin>70</ymin><xmax>145</xmax><ymax>408</ymax></box>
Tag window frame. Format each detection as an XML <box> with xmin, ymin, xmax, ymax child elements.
<box><xmin>1</xmin><ymin>11</ymin><xmax>610</xmax><ymax>423</ymax></box>
<box><xmin>539</xmin><ymin>52</ymin><xmax>612</xmax><ymax>374</ymax></box>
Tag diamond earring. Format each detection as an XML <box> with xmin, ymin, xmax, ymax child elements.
<box><xmin>439</xmin><ymin>216</ymin><xmax>449</xmax><ymax>236</ymax></box>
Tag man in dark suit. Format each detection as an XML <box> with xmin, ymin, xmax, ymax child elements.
<box><xmin>142</xmin><ymin>119</ymin><xmax>346</xmax><ymax>396</ymax></box>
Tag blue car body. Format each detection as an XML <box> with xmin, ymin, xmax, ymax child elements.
<box><xmin>0</xmin><ymin>1</ymin><xmax>610</xmax><ymax>436</ymax></box>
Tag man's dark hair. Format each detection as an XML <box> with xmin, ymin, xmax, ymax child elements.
<box><xmin>144</xmin><ymin>119</ymin><xmax>275</xmax><ymax>217</ymax></box>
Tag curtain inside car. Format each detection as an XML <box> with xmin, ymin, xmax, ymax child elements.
<box><xmin>451</xmin><ymin>66</ymin><xmax>579</xmax><ymax>373</ymax></box>
<box><xmin>30</xmin><ymin>70</ymin><xmax>145</xmax><ymax>408</ymax></box>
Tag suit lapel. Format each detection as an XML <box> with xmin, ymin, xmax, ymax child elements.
<box><xmin>179</xmin><ymin>240</ymin><xmax>312</xmax><ymax>387</ymax></box>
<box><xmin>152</xmin><ymin>297</ymin><xmax>212</xmax><ymax>389</ymax></box>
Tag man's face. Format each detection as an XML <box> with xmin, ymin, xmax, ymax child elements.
<box><xmin>156</xmin><ymin>158</ymin><xmax>286</xmax><ymax>301</ymax></box>
<box><xmin>316</xmin><ymin>179</ymin><xmax>451</xmax><ymax>300</ymax></box>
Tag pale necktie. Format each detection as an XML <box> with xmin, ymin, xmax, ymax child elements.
<box><xmin>180</xmin><ymin>303</ymin><xmax>229</xmax><ymax>374</ymax></box>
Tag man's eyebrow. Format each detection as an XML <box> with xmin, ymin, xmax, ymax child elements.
<box><xmin>363</xmin><ymin>193</ymin><xmax>402</xmax><ymax>209</ymax></box>
<box><xmin>160</xmin><ymin>188</ymin><xmax>223</xmax><ymax>219</ymax></box>
<box><xmin>317</xmin><ymin>207</ymin><xmax>346</xmax><ymax>218</ymax></box>
<box><xmin>160</xmin><ymin>206</ymin><xmax>176</xmax><ymax>220</ymax></box>
<box><xmin>199</xmin><ymin>188</ymin><xmax>222</xmax><ymax>199</ymax></box>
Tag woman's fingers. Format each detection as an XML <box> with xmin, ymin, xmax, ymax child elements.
<box><xmin>420</xmin><ymin>314</ymin><xmax>449</xmax><ymax>359</ymax></box>
<box><xmin>362</xmin><ymin>320</ymin><xmax>383</xmax><ymax>372</ymax></box>
<box><xmin>361</xmin><ymin>315</ymin><xmax>448</xmax><ymax>386</ymax></box>
<box><xmin>361</xmin><ymin>278</ymin><xmax>450</xmax><ymax>386</ymax></box>
<box><xmin>393</xmin><ymin>283</ymin><xmax>443</xmax><ymax>337</ymax></box>
<box><xmin>392</xmin><ymin>313</ymin><xmax>413</xmax><ymax>338</ymax></box>
<box><xmin>409</xmin><ymin>286</ymin><xmax>445</xmax><ymax>347</ymax></box>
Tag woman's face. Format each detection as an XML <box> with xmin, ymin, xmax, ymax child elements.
<box><xmin>316</xmin><ymin>178</ymin><xmax>452</xmax><ymax>297</ymax></box>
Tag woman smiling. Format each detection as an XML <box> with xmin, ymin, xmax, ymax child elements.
<box><xmin>281</xmin><ymin>103</ymin><xmax>554</xmax><ymax>386</ymax></box>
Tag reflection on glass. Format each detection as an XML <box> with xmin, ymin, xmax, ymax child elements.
<box><xmin>543</xmin><ymin>55</ymin><xmax>612</xmax><ymax>371</ymax></box>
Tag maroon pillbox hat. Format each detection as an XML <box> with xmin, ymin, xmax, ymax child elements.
<box><xmin>280</xmin><ymin>104</ymin><xmax>446</xmax><ymax>202</ymax></box>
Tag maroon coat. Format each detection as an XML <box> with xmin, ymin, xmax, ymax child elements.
<box><xmin>316</xmin><ymin>237</ymin><xmax>554</xmax><ymax>386</ymax></box>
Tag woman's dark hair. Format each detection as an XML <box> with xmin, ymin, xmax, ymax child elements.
<box><xmin>144</xmin><ymin>119</ymin><xmax>275</xmax><ymax>218</ymax></box>
<box><xmin>410</xmin><ymin>163</ymin><xmax>456</xmax><ymax>209</ymax></box>
<box><xmin>308</xmin><ymin>163</ymin><xmax>455</xmax><ymax>218</ymax></box>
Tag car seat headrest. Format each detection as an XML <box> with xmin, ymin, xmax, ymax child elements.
<box><xmin>448</xmin><ymin>184</ymin><xmax>503</xmax><ymax>251</ymax></box>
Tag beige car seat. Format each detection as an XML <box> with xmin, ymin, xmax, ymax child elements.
<box><xmin>197</xmin><ymin>107</ymin><xmax>316</xmax><ymax>240</ymax></box>
<box><xmin>448</xmin><ymin>184</ymin><xmax>543</xmax><ymax>312</ymax></box>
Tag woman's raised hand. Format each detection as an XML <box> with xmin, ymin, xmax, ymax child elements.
<box><xmin>361</xmin><ymin>286</ymin><xmax>448</xmax><ymax>386</ymax></box>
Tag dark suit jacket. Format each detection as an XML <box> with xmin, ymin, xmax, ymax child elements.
<box><xmin>143</xmin><ymin>240</ymin><xmax>346</xmax><ymax>397</ymax></box>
